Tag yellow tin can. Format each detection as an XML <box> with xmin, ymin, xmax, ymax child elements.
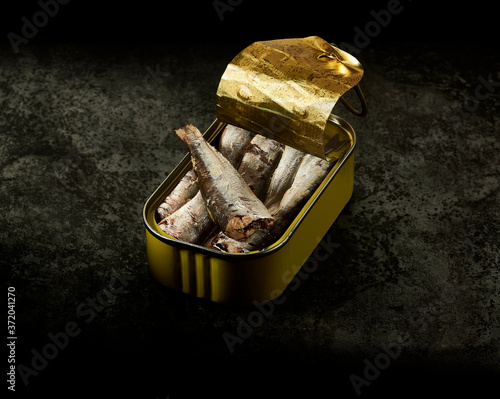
<box><xmin>143</xmin><ymin>115</ymin><xmax>357</xmax><ymax>306</ymax></box>
<box><xmin>143</xmin><ymin>37</ymin><xmax>366</xmax><ymax>306</ymax></box>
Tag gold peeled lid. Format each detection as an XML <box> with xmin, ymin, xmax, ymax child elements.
<box><xmin>216</xmin><ymin>36</ymin><xmax>365</xmax><ymax>160</ymax></box>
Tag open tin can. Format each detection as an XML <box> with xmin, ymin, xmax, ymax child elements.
<box><xmin>143</xmin><ymin>37</ymin><xmax>367</xmax><ymax>306</ymax></box>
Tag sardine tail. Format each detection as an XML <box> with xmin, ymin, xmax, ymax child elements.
<box><xmin>174</xmin><ymin>124</ymin><xmax>203</xmax><ymax>144</ymax></box>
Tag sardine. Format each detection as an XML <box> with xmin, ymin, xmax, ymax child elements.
<box><xmin>158</xmin><ymin>125</ymin><xmax>252</xmax><ymax>221</ymax></box>
<box><xmin>210</xmin><ymin>230</ymin><xmax>258</xmax><ymax>254</ymax></box>
<box><xmin>264</xmin><ymin>145</ymin><xmax>306</xmax><ymax>212</ymax></box>
<box><xmin>158</xmin><ymin>124</ymin><xmax>255</xmax><ymax>244</ymax></box>
<box><xmin>156</xmin><ymin>169</ymin><xmax>198</xmax><ymax>219</ymax></box>
<box><xmin>175</xmin><ymin>124</ymin><xmax>273</xmax><ymax>241</ymax></box>
<box><xmin>212</xmin><ymin>154</ymin><xmax>334</xmax><ymax>253</ymax></box>
<box><xmin>201</xmin><ymin>227</ymin><xmax>222</xmax><ymax>250</ymax></box>
<box><xmin>206</xmin><ymin>130</ymin><xmax>279</xmax><ymax>245</ymax></box>
<box><xmin>198</xmin><ymin>133</ymin><xmax>280</xmax><ymax>248</ymax></box>
<box><xmin>158</xmin><ymin>191</ymin><xmax>212</xmax><ymax>243</ymax></box>
<box><xmin>219</xmin><ymin>124</ymin><xmax>255</xmax><ymax>168</ymax></box>
<box><xmin>237</xmin><ymin>134</ymin><xmax>283</xmax><ymax>200</ymax></box>
<box><xmin>278</xmin><ymin>154</ymin><xmax>332</xmax><ymax>212</ymax></box>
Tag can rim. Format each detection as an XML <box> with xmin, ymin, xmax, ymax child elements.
<box><xmin>142</xmin><ymin>117</ymin><xmax>356</xmax><ymax>260</ymax></box>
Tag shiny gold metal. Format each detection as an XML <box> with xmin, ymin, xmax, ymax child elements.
<box><xmin>216</xmin><ymin>36</ymin><xmax>364</xmax><ymax>161</ymax></box>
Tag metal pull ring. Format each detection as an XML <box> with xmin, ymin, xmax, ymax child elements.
<box><xmin>339</xmin><ymin>85</ymin><xmax>367</xmax><ymax>117</ymax></box>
